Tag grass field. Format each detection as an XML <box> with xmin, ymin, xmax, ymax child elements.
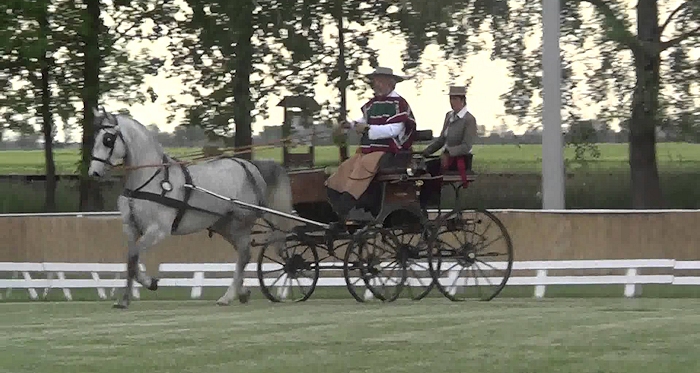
<box><xmin>2</xmin><ymin>142</ymin><xmax>700</xmax><ymax>212</ymax></box>
<box><xmin>1</xmin><ymin>298</ymin><xmax>700</xmax><ymax>373</ymax></box>
<box><xmin>2</xmin><ymin>142</ymin><xmax>700</xmax><ymax>174</ymax></box>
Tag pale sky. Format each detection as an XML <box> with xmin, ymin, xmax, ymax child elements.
<box><xmin>95</xmin><ymin>0</ymin><xmax>693</xmax><ymax>141</ymax></box>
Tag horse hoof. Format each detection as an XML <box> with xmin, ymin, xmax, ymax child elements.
<box><xmin>148</xmin><ymin>278</ymin><xmax>159</xmax><ymax>291</ymax></box>
<box><xmin>216</xmin><ymin>298</ymin><xmax>230</xmax><ymax>306</ymax></box>
<box><xmin>113</xmin><ymin>302</ymin><xmax>129</xmax><ymax>309</ymax></box>
<box><xmin>239</xmin><ymin>290</ymin><xmax>251</xmax><ymax>304</ymax></box>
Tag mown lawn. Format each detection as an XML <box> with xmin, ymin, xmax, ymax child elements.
<box><xmin>1</xmin><ymin>298</ymin><xmax>700</xmax><ymax>373</ymax></box>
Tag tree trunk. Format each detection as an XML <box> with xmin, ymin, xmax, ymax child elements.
<box><xmin>79</xmin><ymin>0</ymin><xmax>103</xmax><ymax>211</ymax></box>
<box><xmin>38</xmin><ymin>1</ymin><xmax>56</xmax><ymax>212</ymax></box>
<box><xmin>232</xmin><ymin>2</ymin><xmax>254</xmax><ymax>161</ymax></box>
<box><xmin>628</xmin><ymin>0</ymin><xmax>663</xmax><ymax>209</ymax></box>
<box><xmin>335</xmin><ymin>0</ymin><xmax>348</xmax><ymax>162</ymax></box>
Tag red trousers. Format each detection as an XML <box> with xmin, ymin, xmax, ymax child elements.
<box><xmin>441</xmin><ymin>153</ymin><xmax>470</xmax><ymax>187</ymax></box>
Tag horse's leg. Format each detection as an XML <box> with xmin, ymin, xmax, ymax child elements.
<box><xmin>115</xmin><ymin>221</ymin><xmax>139</xmax><ymax>309</ymax></box>
<box><xmin>216</xmin><ymin>223</ymin><xmax>253</xmax><ymax>306</ymax></box>
<box><xmin>114</xmin><ymin>224</ymin><xmax>167</xmax><ymax>309</ymax></box>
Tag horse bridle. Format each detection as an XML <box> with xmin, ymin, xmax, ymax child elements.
<box><xmin>91</xmin><ymin>112</ymin><xmax>127</xmax><ymax>167</ymax></box>
<box><xmin>91</xmin><ymin>110</ymin><xmax>174</xmax><ymax>193</ymax></box>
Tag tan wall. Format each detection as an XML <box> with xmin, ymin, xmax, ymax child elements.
<box><xmin>1</xmin><ymin>211</ymin><xmax>699</xmax><ymax>273</ymax></box>
<box><xmin>495</xmin><ymin>211</ymin><xmax>700</xmax><ymax>261</ymax></box>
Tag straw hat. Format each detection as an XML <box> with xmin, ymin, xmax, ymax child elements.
<box><xmin>365</xmin><ymin>66</ymin><xmax>409</xmax><ymax>82</ymax></box>
<box><xmin>447</xmin><ymin>86</ymin><xmax>467</xmax><ymax>96</ymax></box>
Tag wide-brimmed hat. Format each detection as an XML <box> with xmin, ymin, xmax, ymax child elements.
<box><xmin>365</xmin><ymin>66</ymin><xmax>409</xmax><ymax>82</ymax></box>
<box><xmin>447</xmin><ymin>86</ymin><xmax>467</xmax><ymax>96</ymax></box>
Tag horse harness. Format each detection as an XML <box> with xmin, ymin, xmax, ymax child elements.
<box><xmin>92</xmin><ymin>114</ymin><xmax>267</xmax><ymax>235</ymax></box>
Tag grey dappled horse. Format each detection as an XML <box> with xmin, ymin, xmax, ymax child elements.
<box><xmin>87</xmin><ymin>107</ymin><xmax>294</xmax><ymax>309</ymax></box>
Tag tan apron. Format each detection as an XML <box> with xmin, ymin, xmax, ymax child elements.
<box><xmin>325</xmin><ymin>151</ymin><xmax>385</xmax><ymax>200</ymax></box>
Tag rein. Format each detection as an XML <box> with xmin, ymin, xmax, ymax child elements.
<box><xmin>111</xmin><ymin>130</ymin><xmax>335</xmax><ymax>172</ymax></box>
<box><xmin>92</xmin><ymin>110</ymin><xmax>340</xmax><ymax>172</ymax></box>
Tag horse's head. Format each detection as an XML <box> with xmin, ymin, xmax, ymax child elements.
<box><xmin>88</xmin><ymin>107</ymin><xmax>128</xmax><ymax>178</ymax></box>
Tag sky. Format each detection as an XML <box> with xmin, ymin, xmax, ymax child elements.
<box><xmin>93</xmin><ymin>0</ymin><xmax>692</xmax><ymax>142</ymax></box>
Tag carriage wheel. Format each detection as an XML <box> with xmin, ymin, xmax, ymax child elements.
<box><xmin>427</xmin><ymin>208</ymin><xmax>513</xmax><ymax>301</ymax></box>
<box><xmin>343</xmin><ymin>226</ymin><xmax>408</xmax><ymax>303</ymax></box>
<box><xmin>257</xmin><ymin>235</ymin><xmax>320</xmax><ymax>303</ymax></box>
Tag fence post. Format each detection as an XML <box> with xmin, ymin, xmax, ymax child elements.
<box><xmin>624</xmin><ymin>268</ymin><xmax>641</xmax><ymax>297</ymax></box>
<box><xmin>191</xmin><ymin>272</ymin><xmax>204</xmax><ymax>299</ymax></box>
<box><xmin>534</xmin><ymin>269</ymin><xmax>548</xmax><ymax>298</ymax></box>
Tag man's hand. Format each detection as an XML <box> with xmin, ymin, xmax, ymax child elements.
<box><xmin>354</xmin><ymin>123</ymin><xmax>369</xmax><ymax>134</ymax></box>
<box><xmin>441</xmin><ymin>152</ymin><xmax>451</xmax><ymax>169</ymax></box>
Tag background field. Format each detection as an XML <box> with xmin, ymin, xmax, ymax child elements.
<box><xmin>2</xmin><ymin>298</ymin><xmax>700</xmax><ymax>373</ymax></box>
<box><xmin>1</xmin><ymin>142</ymin><xmax>700</xmax><ymax>213</ymax></box>
<box><xmin>2</xmin><ymin>142</ymin><xmax>700</xmax><ymax>174</ymax></box>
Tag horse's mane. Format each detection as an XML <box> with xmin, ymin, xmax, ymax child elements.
<box><xmin>103</xmin><ymin>111</ymin><xmax>166</xmax><ymax>155</ymax></box>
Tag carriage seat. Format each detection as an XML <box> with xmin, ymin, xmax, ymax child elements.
<box><xmin>375</xmin><ymin>129</ymin><xmax>434</xmax><ymax>176</ymax></box>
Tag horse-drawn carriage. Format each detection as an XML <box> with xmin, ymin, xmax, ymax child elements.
<box><xmin>88</xmin><ymin>108</ymin><xmax>513</xmax><ymax>309</ymax></box>
<box><xmin>255</xmin><ymin>128</ymin><xmax>514</xmax><ymax>303</ymax></box>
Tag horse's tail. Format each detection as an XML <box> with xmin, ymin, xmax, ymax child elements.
<box><xmin>250</xmin><ymin>160</ymin><xmax>295</xmax><ymax>251</ymax></box>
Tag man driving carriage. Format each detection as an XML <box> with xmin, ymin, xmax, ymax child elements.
<box><xmin>419</xmin><ymin>85</ymin><xmax>478</xmax><ymax>207</ymax></box>
<box><xmin>325</xmin><ymin>66</ymin><xmax>417</xmax><ymax>222</ymax></box>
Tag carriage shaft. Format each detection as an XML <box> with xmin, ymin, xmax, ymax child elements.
<box><xmin>183</xmin><ymin>184</ymin><xmax>330</xmax><ymax>229</ymax></box>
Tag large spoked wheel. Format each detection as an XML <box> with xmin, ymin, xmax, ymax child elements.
<box><xmin>427</xmin><ymin>208</ymin><xmax>513</xmax><ymax>301</ymax></box>
<box><xmin>257</xmin><ymin>234</ymin><xmax>320</xmax><ymax>303</ymax></box>
<box><xmin>343</xmin><ymin>226</ymin><xmax>408</xmax><ymax>303</ymax></box>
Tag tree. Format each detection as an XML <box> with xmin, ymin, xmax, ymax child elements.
<box><xmin>65</xmin><ymin>0</ymin><xmax>176</xmax><ymax>210</ymax></box>
<box><xmin>165</xmin><ymin>0</ymin><xmax>264</xmax><ymax>158</ymax></box>
<box><xmin>164</xmin><ymin>0</ymin><xmax>400</xmax><ymax>161</ymax></box>
<box><xmin>570</xmin><ymin>0</ymin><xmax>699</xmax><ymax>208</ymax></box>
<box><xmin>258</xmin><ymin>0</ymin><xmax>395</xmax><ymax>160</ymax></box>
<box><xmin>394</xmin><ymin>0</ymin><xmax>699</xmax><ymax>208</ymax></box>
<box><xmin>0</xmin><ymin>0</ymin><xmax>177</xmax><ymax>211</ymax></box>
<box><xmin>0</xmin><ymin>0</ymin><xmax>60</xmax><ymax>211</ymax></box>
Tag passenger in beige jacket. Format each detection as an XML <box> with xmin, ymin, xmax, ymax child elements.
<box><xmin>420</xmin><ymin>85</ymin><xmax>478</xmax><ymax>206</ymax></box>
<box><xmin>421</xmin><ymin>85</ymin><xmax>478</xmax><ymax>162</ymax></box>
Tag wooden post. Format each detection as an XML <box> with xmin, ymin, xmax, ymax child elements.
<box><xmin>336</xmin><ymin>0</ymin><xmax>349</xmax><ymax>162</ymax></box>
<box><xmin>282</xmin><ymin>102</ymin><xmax>290</xmax><ymax>167</ymax></box>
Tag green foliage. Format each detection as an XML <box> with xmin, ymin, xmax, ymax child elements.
<box><xmin>0</xmin><ymin>0</ymin><xmax>177</xmax><ymax>167</ymax></box>
<box><xmin>392</xmin><ymin>0</ymin><xmax>698</xmax><ymax>139</ymax></box>
<box><xmin>162</xmin><ymin>0</ymin><xmax>399</xmax><ymax>146</ymax></box>
<box><xmin>392</xmin><ymin>0</ymin><xmax>698</xmax><ymax>207</ymax></box>
<box><xmin>565</xmin><ymin>120</ymin><xmax>602</xmax><ymax>170</ymax></box>
<box><xmin>0</xmin><ymin>0</ymin><xmax>48</xmax><ymax>136</ymax></box>
<box><xmin>390</xmin><ymin>0</ymin><xmax>510</xmax><ymax>87</ymax></box>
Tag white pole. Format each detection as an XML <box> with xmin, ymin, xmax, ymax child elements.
<box><xmin>541</xmin><ymin>0</ymin><xmax>565</xmax><ymax>209</ymax></box>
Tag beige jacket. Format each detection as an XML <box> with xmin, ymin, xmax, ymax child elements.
<box><xmin>422</xmin><ymin>107</ymin><xmax>477</xmax><ymax>157</ymax></box>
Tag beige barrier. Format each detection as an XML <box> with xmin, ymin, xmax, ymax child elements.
<box><xmin>1</xmin><ymin>210</ymin><xmax>699</xmax><ymax>273</ymax></box>
<box><xmin>495</xmin><ymin>210</ymin><xmax>700</xmax><ymax>261</ymax></box>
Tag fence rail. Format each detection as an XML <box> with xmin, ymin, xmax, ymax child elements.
<box><xmin>1</xmin><ymin>259</ymin><xmax>698</xmax><ymax>301</ymax></box>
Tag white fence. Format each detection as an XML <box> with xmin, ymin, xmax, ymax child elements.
<box><xmin>1</xmin><ymin>259</ymin><xmax>699</xmax><ymax>301</ymax></box>
<box><xmin>2</xmin><ymin>211</ymin><xmax>699</xmax><ymax>301</ymax></box>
